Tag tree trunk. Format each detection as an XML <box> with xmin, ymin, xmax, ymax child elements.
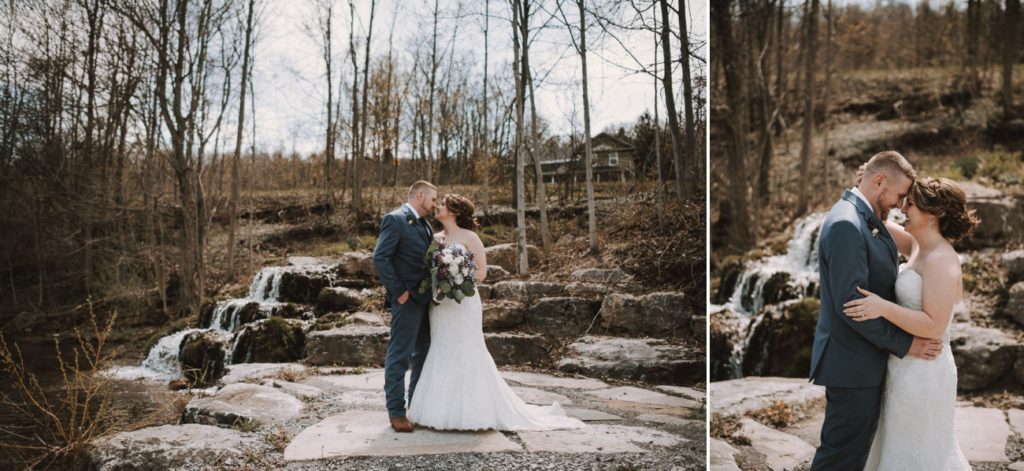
<box><xmin>659</xmin><ymin>0</ymin><xmax>685</xmax><ymax>200</ymax></box>
<box><xmin>822</xmin><ymin>0</ymin><xmax>833</xmax><ymax>193</ymax></box>
<box><xmin>524</xmin><ymin>29</ymin><xmax>551</xmax><ymax>257</ymax></box>
<box><xmin>653</xmin><ymin>13</ymin><xmax>663</xmax><ymax>226</ymax></box>
<box><xmin>1003</xmin><ymin>0</ymin><xmax>1020</xmax><ymax>116</ymax></box>
<box><xmin>228</xmin><ymin>0</ymin><xmax>255</xmax><ymax>277</ymax></box>
<box><xmin>481</xmin><ymin>0</ymin><xmax>490</xmax><ymax>213</ymax></box>
<box><xmin>678</xmin><ymin>0</ymin><xmax>697</xmax><ymax>195</ymax></box>
<box><xmin>796</xmin><ymin>0</ymin><xmax>819</xmax><ymax>216</ymax></box>
<box><xmin>512</xmin><ymin>0</ymin><xmax>529</xmax><ymax>274</ymax></box>
<box><xmin>578</xmin><ymin>0</ymin><xmax>597</xmax><ymax>251</ymax></box>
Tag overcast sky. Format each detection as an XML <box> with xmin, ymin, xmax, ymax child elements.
<box><xmin>243</xmin><ymin>0</ymin><xmax>707</xmax><ymax>155</ymax></box>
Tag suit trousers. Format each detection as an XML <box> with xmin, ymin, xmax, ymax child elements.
<box><xmin>810</xmin><ymin>386</ymin><xmax>882</xmax><ymax>471</ymax></box>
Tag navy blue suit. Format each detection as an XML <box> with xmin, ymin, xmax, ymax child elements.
<box><xmin>809</xmin><ymin>191</ymin><xmax>914</xmax><ymax>471</ymax></box>
<box><xmin>373</xmin><ymin>204</ymin><xmax>433</xmax><ymax>418</ymax></box>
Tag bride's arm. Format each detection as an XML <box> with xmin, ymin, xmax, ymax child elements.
<box><xmin>844</xmin><ymin>253</ymin><xmax>961</xmax><ymax>339</ymax></box>
<box><xmin>466</xmin><ymin>232</ymin><xmax>488</xmax><ymax>282</ymax></box>
<box><xmin>885</xmin><ymin>220</ymin><xmax>917</xmax><ymax>258</ymax></box>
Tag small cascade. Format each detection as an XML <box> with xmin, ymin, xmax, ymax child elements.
<box><xmin>138</xmin><ymin>328</ymin><xmax>206</xmax><ymax>380</ymax></box>
<box><xmin>712</xmin><ymin>212</ymin><xmax>826</xmax><ymax>380</ymax></box>
<box><xmin>248</xmin><ymin>267</ymin><xmax>285</xmax><ymax>302</ymax></box>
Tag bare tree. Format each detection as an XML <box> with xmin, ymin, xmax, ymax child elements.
<box><xmin>1003</xmin><ymin>0</ymin><xmax>1020</xmax><ymax>116</ymax></box>
<box><xmin>678</xmin><ymin>0</ymin><xmax>697</xmax><ymax>196</ymax></box>
<box><xmin>512</xmin><ymin>0</ymin><xmax>530</xmax><ymax>274</ymax></box>
<box><xmin>228</xmin><ymin>0</ymin><xmax>256</xmax><ymax>276</ymax></box>
<box><xmin>658</xmin><ymin>0</ymin><xmax>684</xmax><ymax>200</ymax></box>
<box><xmin>796</xmin><ymin>0</ymin><xmax>818</xmax><ymax>215</ymax></box>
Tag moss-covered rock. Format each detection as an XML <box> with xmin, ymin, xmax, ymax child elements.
<box><xmin>230</xmin><ymin>317</ymin><xmax>306</xmax><ymax>364</ymax></box>
<box><xmin>315</xmin><ymin>287</ymin><xmax>364</xmax><ymax>314</ymax></box>
<box><xmin>715</xmin><ymin>256</ymin><xmax>746</xmax><ymax>304</ymax></box>
<box><xmin>179</xmin><ymin>331</ymin><xmax>229</xmax><ymax>387</ymax></box>
<box><xmin>742</xmin><ymin>298</ymin><xmax>819</xmax><ymax>378</ymax></box>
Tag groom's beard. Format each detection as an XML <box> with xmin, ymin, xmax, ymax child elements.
<box><xmin>875</xmin><ymin>196</ymin><xmax>891</xmax><ymax>221</ymax></box>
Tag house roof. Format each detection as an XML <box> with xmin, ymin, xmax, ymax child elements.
<box><xmin>571</xmin><ymin>132</ymin><xmax>636</xmax><ymax>156</ymax></box>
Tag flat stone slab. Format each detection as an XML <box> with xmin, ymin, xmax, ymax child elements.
<box><xmin>711</xmin><ymin>377</ymin><xmax>824</xmax><ymax>416</ymax></box>
<box><xmin>587</xmin><ymin>386</ymin><xmax>702</xmax><ymax>409</ymax></box>
<box><xmin>511</xmin><ymin>386</ymin><xmax>573</xmax><ymax>406</ymax></box>
<box><xmin>183</xmin><ymin>383</ymin><xmax>304</xmax><ymax>427</ymax></box>
<box><xmin>517</xmin><ymin>424</ymin><xmax>683</xmax><ymax>454</ymax></box>
<box><xmin>738</xmin><ymin>418</ymin><xmax>815</xmax><ymax>471</ymax></box>
<box><xmin>260</xmin><ymin>379</ymin><xmax>323</xmax><ymax>399</ymax></box>
<box><xmin>636</xmin><ymin>413</ymin><xmax>703</xmax><ymax>427</ymax></box>
<box><xmin>284</xmin><ymin>410</ymin><xmax>521</xmax><ymax>460</ymax></box>
<box><xmin>1009</xmin><ymin>409</ymin><xmax>1024</xmax><ymax>435</ymax></box>
<box><xmin>302</xmin><ymin>369</ymin><xmax>388</xmax><ymax>390</ymax></box>
<box><xmin>500</xmin><ymin>371</ymin><xmax>609</xmax><ymax>390</ymax></box>
<box><xmin>221</xmin><ymin>363</ymin><xmax>308</xmax><ymax>385</ymax></box>
<box><xmin>564</xmin><ymin>407</ymin><xmax>623</xmax><ymax>421</ymax></box>
<box><xmin>955</xmin><ymin>407</ymin><xmax>1010</xmax><ymax>463</ymax></box>
<box><xmin>710</xmin><ymin>438</ymin><xmax>743</xmax><ymax>471</ymax></box>
<box><xmin>326</xmin><ymin>389</ymin><xmax>384</xmax><ymax>408</ymax></box>
<box><xmin>657</xmin><ymin>385</ymin><xmax>706</xmax><ymax>403</ymax></box>
<box><xmin>86</xmin><ymin>424</ymin><xmax>259</xmax><ymax>470</ymax></box>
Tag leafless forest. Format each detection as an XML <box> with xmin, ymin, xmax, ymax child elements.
<box><xmin>0</xmin><ymin>0</ymin><xmax>704</xmax><ymax>324</ymax></box>
<box><xmin>711</xmin><ymin>0</ymin><xmax>1023</xmax><ymax>257</ymax></box>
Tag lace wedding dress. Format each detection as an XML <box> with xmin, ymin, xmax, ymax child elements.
<box><xmin>407</xmin><ymin>245</ymin><xmax>584</xmax><ymax>431</ymax></box>
<box><xmin>864</xmin><ymin>268</ymin><xmax>971</xmax><ymax>470</ymax></box>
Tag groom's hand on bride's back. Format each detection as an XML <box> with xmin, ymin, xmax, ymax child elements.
<box><xmin>908</xmin><ymin>336</ymin><xmax>943</xmax><ymax>360</ymax></box>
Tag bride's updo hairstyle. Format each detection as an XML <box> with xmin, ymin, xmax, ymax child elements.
<box><xmin>909</xmin><ymin>177</ymin><xmax>980</xmax><ymax>242</ymax></box>
<box><xmin>441</xmin><ymin>194</ymin><xmax>480</xmax><ymax>230</ymax></box>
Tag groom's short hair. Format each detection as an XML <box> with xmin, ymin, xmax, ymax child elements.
<box><xmin>857</xmin><ymin>151</ymin><xmax>917</xmax><ymax>184</ymax></box>
<box><xmin>408</xmin><ymin>180</ymin><xmax>437</xmax><ymax>197</ymax></box>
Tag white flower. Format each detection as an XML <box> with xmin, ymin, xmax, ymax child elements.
<box><xmin>441</xmin><ymin>253</ymin><xmax>454</xmax><ymax>264</ymax></box>
<box><xmin>871</xmin><ymin>228</ymin><xmax>880</xmax><ymax>238</ymax></box>
<box><xmin>453</xmin><ymin>275</ymin><xmax>464</xmax><ymax>285</ymax></box>
<box><xmin>448</xmin><ymin>263</ymin><xmax>459</xmax><ymax>274</ymax></box>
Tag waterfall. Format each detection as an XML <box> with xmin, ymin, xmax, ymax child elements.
<box><xmin>248</xmin><ymin>267</ymin><xmax>284</xmax><ymax>302</ymax></box>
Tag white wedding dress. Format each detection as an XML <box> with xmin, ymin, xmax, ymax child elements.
<box><xmin>407</xmin><ymin>245</ymin><xmax>584</xmax><ymax>431</ymax></box>
<box><xmin>864</xmin><ymin>268</ymin><xmax>971</xmax><ymax>470</ymax></box>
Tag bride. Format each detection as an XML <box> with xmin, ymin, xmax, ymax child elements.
<box><xmin>843</xmin><ymin>177</ymin><xmax>979</xmax><ymax>470</ymax></box>
<box><xmin>406</xmin><ymin>194</ymin><xmax>584</xmax><ymax>431</ymax></box>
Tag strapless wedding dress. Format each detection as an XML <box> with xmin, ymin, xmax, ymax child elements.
<box><xmin>406</xmin><ymin>244</ymin><xmax>584</xmax><ymax>431</ymax></box>
<box><xmin>864</xmin><ymin>268</ymin><xmax>971</xmax><ymax>470</ymax></box>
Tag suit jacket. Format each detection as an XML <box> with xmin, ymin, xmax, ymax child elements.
<box><xmin>373</xmin><ymin>205</ymin><xmax>434</xmax><ymax>306</ymax></box>
<box><xmin>809</xmin><ymin>190</ymin><xmax>914</xmax><ymax>388</ymax></box>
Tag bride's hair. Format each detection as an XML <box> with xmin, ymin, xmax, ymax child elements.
<box><xmin>441</xmin><ymin>194</ymin><xmax>479</xmax><ymax>230</ymax></box>
<box><xmin>909</xmin><ymin>177</ymin><xmax>980</xmax><ymax>242</ymax></box>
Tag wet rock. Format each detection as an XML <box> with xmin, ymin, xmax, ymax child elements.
<box><xmin>743</xmin><ymin>298</ymin><xmax>819</xmax><ymax>377</ymax></box>
<box><xmin>483</xmin><ymin>300</ymin><xmax>525</xmax><ymax>331</ymax></box>
<box><xmin>1007</xmin><ymin>282</ymin><xmax>1024</xmax><ymax>327</ymax></box>
<box><xmin>84</xmin><ymin>424</ymin><xmax>259</xmax><ymax>470</ymax></box>
<box><xmin>950</xmin><ymin>323</ymin><xmax>1020</xmax><ymax>391</ymax></box>
<box><xmin>1004</xmin><ymin>250</ymin><xmax>1024</xmax><ymax>283</ymax></box>
<box><xmin>486</xmin><ymin>265</ymin><xmax>512</xmax><ymax>282</ymax></box>
<box><xmin>484</xmin><ymin>332</ymin><xmax>550</xmax><ymax>365</ymax></box>
<box><xmin>182</xmin><ymin>383</ymin><xmax>303</xmax><ymax>428</ymax></box>
<box><xmin>179</xmin><ymin>330</ymin><xmax>231</xmax><ymax>387</ymax></box>
<box><xmin>305</xmin><ymin>324</ymin><xmax>390</xmax><ymax>366</ymax></box>
<box><xmin>715</xmin><ymin>256</ymin><xmax>746</xmax><ymax>304</ymax></box>
<box><xmin>491</xmin><ymin>280</ymin><xmax>568</xmax><ymax>302</ymax></box>
<box><xmin>760</xmin><ymin>272</ymin><xmax>803</xmax><ymax>307</ymax></box>
<box><xmin>230</xmin><ymin>317</ymin><xmax>306</xmax><ymax>364</ymax></box>
<box><xmin>316</xmin><ymin>287</ymin><xmax>364</xmax><ymax>314</ymax></box>
<box><xmin>599</xmin><ymin>292</ymin><xmax>691</xmax><ymax>338</ymax></box>
<box><xmin>276</xmin><ymin>265</ymin><xmax>343</xmax><ymax>304</ymax></box>
<box><xmin>710</xmin><ymin>309</ymin><xmax>745</xmax><ymax>381</ymax></box>
<box><xmin>557</xmin><ymin>336</ymin><xmax>703</xmax><ymax>385</ymax></box>
<box><xmin>525</xmin><ymin>297</ymin><xmax>600</xmax><ymax>337</ymax></box>
<box><xmin>569</xmin><ymin>268</ymin><xmax>634</xmax><ymax>284</ymax></box>
<box><xmin>485</xmin><ymin>243</ymin><xmax>543</xmax><ymax>272</ymax></box>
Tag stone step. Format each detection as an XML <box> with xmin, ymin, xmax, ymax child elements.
<box><xmin>85</xmin><ymin>424</ymin><xmax>259</xmax><ymax>470</ymax></box>
<box><xmin>738</xmin><ymin>418</ymin><xmax>815</xmax><ymax>471</ymax></box>
<box><xmin>557</xmin><ymin>336</ymin><xmax>704</xmax><ymax>385</ymax></box>
<box><xmin>181</xmin><ymin>383</ymin><xmax>304</xmax><ymax>428</ymax></box>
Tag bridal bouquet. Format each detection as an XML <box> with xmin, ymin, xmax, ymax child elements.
<box><xmin>417</xmin><ymin>240</ymin><xmax>478</xmax><ymax>304</ymax></box>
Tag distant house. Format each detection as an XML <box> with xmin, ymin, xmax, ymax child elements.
<box><xmin>539</xmin><ymin>132</ymin><xmax>636</xmax><ymax>183</ymax></box>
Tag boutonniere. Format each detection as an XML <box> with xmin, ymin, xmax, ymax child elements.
<box><xmin>406</xmin><ymin>214</ymin><xmax>416</xmax><ymax>225</ymax></box>
<box><xmin>866</xmin><ymin>218</ymin><xmax>881</xmax><ymax>238</ymax></box>
<box><xmin>871</xmin><ymin>228</ymin><xmax>880</xmax><ymax>238</ymax></box>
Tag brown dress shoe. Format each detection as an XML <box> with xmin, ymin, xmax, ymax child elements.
<box><xmin>390</xmin><ymin>416</ymin><xmax>414</xmax><ymax>433</ymax></box>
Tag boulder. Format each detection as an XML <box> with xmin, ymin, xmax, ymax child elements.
<box><xmin>485</xmin><ymin>243</ymin><xmax>543</xmax><ymax>272</ymax></box>
<box><xmin>230</xmin><ymin>317</ymin><xmax>306</xmax><ymax>364</ymax></box>
<box><xmin>565</xmin><ymin>282</ymin><xmax>610</xmax><ymax>297</ymax></box>
<box><xmin>710</xmin><ymin>376</ymin><xmax>825</xmax><ymax>417</ymax></box>
<box><xmin>950</xmin><ymin>323</ymin><xmax>1020</xmax><ymax>391</ymax></box>
<box><xmin>275</xmin><ymin>266</ymin><xmax>340</xmax><ymax>304</ymax></box>
<box><xmin>484</xmin><ymin>332</ymin><xmax>550</xmax><ymax>365</ymax></box>
<box><xmin>600</xmin><ymin>292</ymin><xmax>691</xmax><ymax>337</ymax></box>
<box><xmin>486</xmin><ymin>265</ymin><xmax>513</xmax><ymax>282</ymax></box>
<box><xmin>715</xmin><ymin>256</ymin><xmax>746</xmax><ymax>305</ymax></box>
<box><xmin>305</xmin><ymin>324</ymin><xmax>390</xmax><ymax>366</ymax></box>
<box><xmin>525</xmin><ymin>297</ymin><xmax>600</xmax><ymax>337</ymax></box>
<box><xmin>182</xmin><ymin>383</ymin><xmax>303</xmax><ymax>428</ymax></box>
<box><xmin>200</xmin><ymin>300</ymin><xmax>261</xmax><ymax>331</ymax></box>
<box><xmin>557</xmin><ymin>336</ymin><xmax>703</xmax><ymax>385</ymax></box>
<box><xmin>1004</xmin><ymin>250</ymin><xmax>1024</xmax><ymax>283</ymax></box>
<box><xmin>316</xmin><ymin>286</ymin><xmax>364</xmax><ymax>313</ymax></box>
<box><xmin>491</xmin><ymin>280</ymin><xmax>568</xmax><ymax>302</ymax></box>
<box><xmin>1007</xmin><ymin>282</ymin><xmax>1024</xmax><ymax>327</ymax></box>
<box><xmin>710</xmin><ymin>308</ymin><xmax>745</xmax><ymax>381</ymax></box>
<box><xmin>690</xmin><ymin>314</ymin><xmax>707</xmax><ymax>341</ymax></box>
<box><xmin>338</xmin><ymin>251</ymin><xmax>376</xmax><ymax>278</ymax></box>
<box><xmin>737</xmin><ymin>418</ymin><xmax>815</xmax><ymax>471</ymax></box>
<box><xmin>759</xmin><ymin>272</ymin><xmax>803</xmax><ymax>307</ymax></box>
<box><xmin>483</xmin><ymin>300</ymin><xmax>525</xmax><ymax>331</ymax></box>
<box><xmin>964</xmin><ymin>193</ymin><xmax>1024</xmax><ymax>248</ymax></box>
<box><xmin>179</xmin><ymin>330</ymin><xmax>231</xmax><ymax>387</ymax></box>
<box><xmin>84</xmin><ymin>424</ymin><xmax>259</xmax><ymax>470</ymax></box>
<box><xmin>476</xmin><ymin>284</ymin><xmax>493</xmax><ymax>300</ymax></box>
<box><xmin>569</xmin><ymin>268</ymin><xmax>634</xmax><ymax>284</ymax></box>
<box><xmin>742</xmin><ymin>298</ymin><xmax>819</xmax><ymax>377</ymax></box>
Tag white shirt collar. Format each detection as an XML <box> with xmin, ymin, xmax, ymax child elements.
<box><xmin>850</xmin><ymin>187</ymin><xmax>874</xmax><ymax>213</ymax></box>
<box><xmin>403</xmin><ymin>202</ymin><xmax>421</xmax><ymax>219</ymax></box>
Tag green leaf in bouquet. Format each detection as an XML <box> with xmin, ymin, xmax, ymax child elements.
<box><xmin>453</xmin><ymin>289</ymin><xmax>465</xmax><ymax>303</ymax></box>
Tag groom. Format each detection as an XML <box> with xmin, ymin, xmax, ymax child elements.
<box><xmin>809</xmin><ymin>151</ymin><xmax>943</xmax><ymax>469</ymax></box>
<box><xmin>373</xmin><ymin>180</ymin><xmax>437</xmax><ymax>433</ymax></box>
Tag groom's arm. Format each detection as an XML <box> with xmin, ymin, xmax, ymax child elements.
<box><xmin>825</xmin><ymin>219</ymin><xmax>914</xmax><ymax>358</ymax></box>
<box><xmin>373</xmin><ymin>213</ymin><xmax>406</xmax><ymax>301</ymax></box>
